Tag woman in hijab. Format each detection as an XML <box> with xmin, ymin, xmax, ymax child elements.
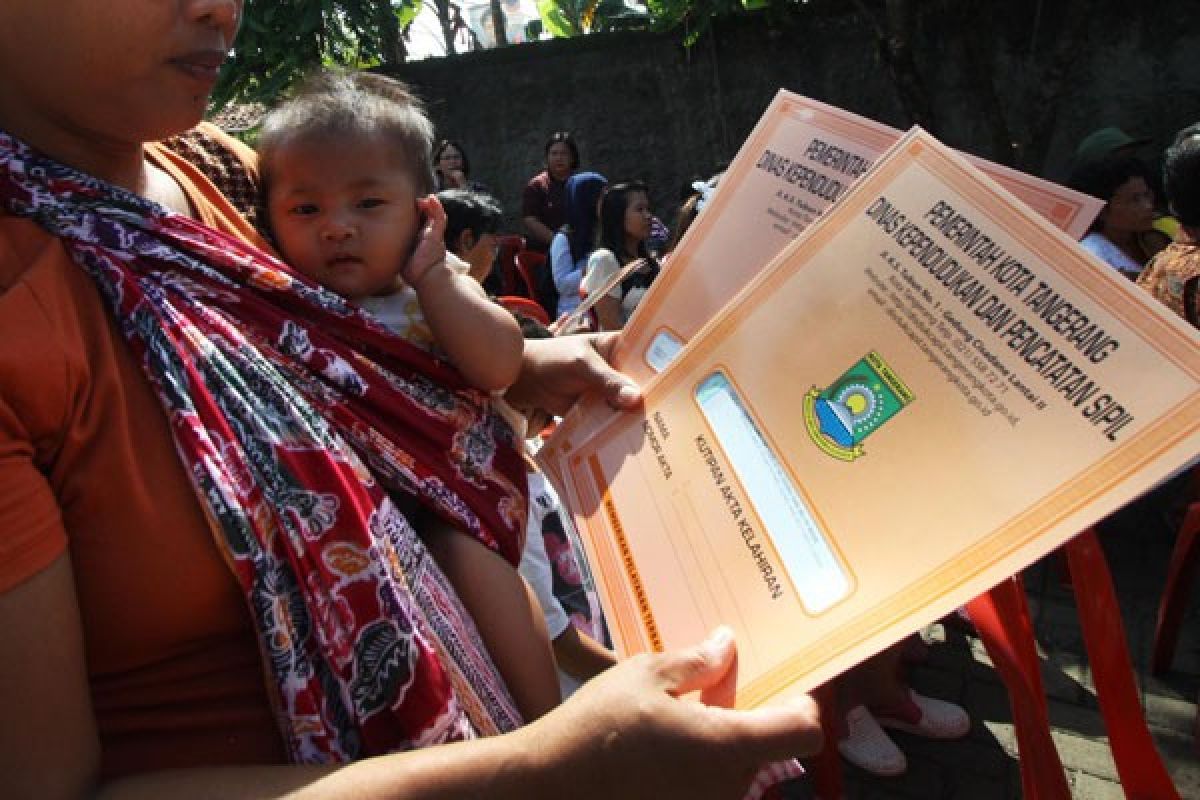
<box><xmin>548</xmin><ymin>171</ymin><xmax>608</xmax><ymax>319</ymax></box>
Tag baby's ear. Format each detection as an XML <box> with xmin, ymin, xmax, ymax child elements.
<box><xmin>456</xmin><ymin>229</ymin><xmax>476</xmax><ymax>255</ymax></box>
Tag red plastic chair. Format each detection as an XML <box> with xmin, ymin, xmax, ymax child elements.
<box><xmin>493</xmin><ymin>234</ymin><xmax>525</xmax><ymax>296</ymax></box>
<box><xmin>1151</xmin><ymin>466</ymin><xmax>1200</xmax><ymax>677</ymax></box>
<box><xmin>1150</xmin><ymin>467</ymin><xmax>1200</xmax><ymax>755</ymax></box>
<box><xmin>515</xmin><ymin>249</ymin><xmax>546</xmax><ymax>302</ymax></box>
<box><xmin>809</xmin><ymin>535</ymin><xmax>1181</xmax><ymax>797</ymax></box>
<box><xmin>968</xmin><ymin>531</ymin><xmax>1181</xmax><ymax>799</ymax></box>
<box><xmin>968</xmin><ymin>581</ymin><xmax>1071</xmax><ymax>799</ymax></box>
<box><xmin>496</xmin><ymin>294</ymin><xmax>550</xmax><ymax>326</ymax></box>
<box><xmin>809</xmin><ymin>682</ymin><xmax>844</xmax><ymax>800</ymax></box>
<box><xmin>1066</xmin><ymin>530</ymin><xmax>1180</xmax><ymax>796</ymax></box>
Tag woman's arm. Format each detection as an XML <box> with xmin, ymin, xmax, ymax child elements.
<box><xmin>520</xmin><ymin>179</ymin><xmax>556</xmax><ymax>249</ymax></box>
<box><xmin>580</xmin><ymin>249</ymin><xmax>623</xmax><ymax>331</ymax></box>
<box><xmin>549</xmin><ymin>234</ymin><xmax>583</xmax><ymax>304</ymax></box>
<box><xmin>551</xmin><ymin>624</ymin><xmax>617</xmax><ymax>681</ymax></box>
<box><xmin>523</xmin><ymin>216</ymin><xmax>556</xmax><ymax>249</ymax></box>
<box><xmin>2</xmin><ymin>559</ymin><xmax>820</xmax><ymax>800</ymax></box>
<box><xmin>505</xmin><ymin>332</ymin><xmax>641</xmax><ymax>417</ymax></box>
<box><xmin>1</xmin><ymin>555</ymin><xmax>521</xmax><ymax>800</ymax></box>
<box><xmin>1</xmin><ymin>553</ymin><xmax>102</xmax><ymax>800</ymax></box>
<box><xmin>591</xmin><ymin>295</ymin><xmax>623</xmax><ymax>331</ymax></box>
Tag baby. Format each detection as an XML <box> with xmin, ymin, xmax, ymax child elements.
<box><xmin>258</xmin><ymin>70</ymin><xmax>560</xmax><ymax>720</ymax></box>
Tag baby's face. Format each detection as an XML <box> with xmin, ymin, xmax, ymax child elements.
<box><xmin>268</xmin><ymin>133</ymin><xmax>420</xmax><ymax>303</ymax></box>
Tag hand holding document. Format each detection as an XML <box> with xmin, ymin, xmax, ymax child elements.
<box><xmin>539</xmin><ymin>125</ymin><xmax>1199</xmax><ymax>709</ymax></box>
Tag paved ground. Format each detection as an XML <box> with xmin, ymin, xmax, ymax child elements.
<box><xmin>804</xmin><ymin>487</ymin><xmax>1199</xmax><ymax>799</ymax></box>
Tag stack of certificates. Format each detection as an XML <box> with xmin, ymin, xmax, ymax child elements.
<box><xmin>538</xmin><ymin>92</ymin><xmax>1200</xmax><ymax>707</ymax></box>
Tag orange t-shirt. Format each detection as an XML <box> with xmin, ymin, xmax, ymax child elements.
<box><xmin>0</xmin><ymin>128</ymin><xmax>287</xmax><ymax>776</ymax></box>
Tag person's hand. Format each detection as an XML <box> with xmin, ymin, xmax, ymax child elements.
<box><xmin>506</xmin><ymin>332</ymin><xmax>641</xmax><ymax>417</ymax></box>
<box><xmin>401</xmin><ymin>195</ymin><xmax>449</xmax><ymax>287</ymax></box>
<box><xmin>519</xmin><ymin>628</ymin><xmax>823</xmax><ymax>800</ymax></box>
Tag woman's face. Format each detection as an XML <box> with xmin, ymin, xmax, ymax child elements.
<box><xmin>623</xmin><ymin>191</ymin><xmax>652</xmax><ymax>243</ymax></box>
<box><xmin>546</xmin><ymin>142</ymin><xmax>574</xmax><ymax>180</ymax></box>
<box><xmin>437</xmin><ymin>144</ymin><xmax>464</xmax><ymax>173</ymax></box>
<box><xmin>1104</xmin><ymin>176</ymin><xmax>1156</xmax><ymax>235</ymax></box>
<box><xmin>0</xmin><ymin>0</ymin><xmax>242</xmax><ymax>146</ymax></box>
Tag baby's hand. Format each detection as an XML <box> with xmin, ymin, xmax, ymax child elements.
<box><xmin>402</xmin><ymin>195</ymin><xmax>449</xmax><ymax>287</ymax></box>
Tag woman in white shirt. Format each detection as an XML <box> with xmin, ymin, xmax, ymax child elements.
<box><xmin>580</xmin><ymin>181</ymin><xmax>661</xmax><ymax>330</ymax></box>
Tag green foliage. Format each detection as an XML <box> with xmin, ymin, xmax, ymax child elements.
<box><xmin>394</xmin><ymin>0</ymin><xmax>420</xmax><ymax>31</ymax></box>
<box><xmin>535</xmin><ymin>0</ymin><xmax>651</xmax><ymax>38</ymax></box>
<box><xmin>647</xmin><ymin>0</ymin><xmax>812</xmax><ymax>46</ymax></box>
<box><xmin>211</xmin><ymin>0</ymin><xmax>418</xmax><ymax>111</ymax></box>
<box><xmin>591</xmin><ymin>0</ymin><xmax>653</xmax><ymax>32</ymax></box>
<box><xmin>537</xmin><ymin>0</ymin><xmax>581</xmax><ymax>37</ymax></box>
<box><xmin>646</xmin><ymin>0</ymin><xmax>737</xmax><ymax>44</ymax></box>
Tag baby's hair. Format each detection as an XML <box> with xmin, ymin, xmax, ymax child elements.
<box><xmin>258</xmin><ymin>70</ymin><xmax>437</xmax><ymax>195</ymax></box>
<box><xmin>437</xmin><ymin>188</ymin><xmax>503</xmax><ymax>251</ymax></box>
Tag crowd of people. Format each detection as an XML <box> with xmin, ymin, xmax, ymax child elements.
<box><xmin>454</xmin><ymin>117</ymin><xmax>1200</xmax><ymax>338</ymax></box>
<box><xmin>1</xmin><ymin>1</ymin><xmax>1197</xmax><ymax>798</ymax></box>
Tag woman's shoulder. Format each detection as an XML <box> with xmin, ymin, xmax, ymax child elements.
<box><xmin>151</xmin><ymin>126</ymin><xmax>270</xmax><ymax>249</ymax></box>
<box><xmin>0</xmin><ymin>217</ymin><xmax>101</xmax><ymax>336</ymax></box>
<box><xmin>0</xmin><ymin>217</ymin><xmax>95</xmax><ymax>441</ymax></box>
<box><xmin>158</xmin><ymin>124</ymin><xmax>259</xmax><ymax>192</ymax></box>
<box><xmin>1079</xmin><ymin>231</ymin><xmax>1110</xmax><ymax>252</ymax></box>
<box><xmin>1137</xmin><ymin>240</ymin><xmax>1200</xmax><ymax>324</ymax></box>
<box><xmin>581</xmin><ymin>249</ymin><xmax>619</xmax><ymax>294</ymax></box>
<box><xmin>586</xmin><ymin>248</ymin><xmax>619</xmax><ymax>270</ymax></box>
<box><xmin>1080</xmin><ymin>231</ymin><xmax>1141</xmax><ymax>274</ymax></box>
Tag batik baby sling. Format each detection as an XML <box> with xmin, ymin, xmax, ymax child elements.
<box><xmin>0</xmin><ymin>130</ymin><xmax>528</xmax><ymax>761</ymax></box>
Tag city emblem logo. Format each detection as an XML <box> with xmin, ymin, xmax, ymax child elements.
<box><xmin>803</xmin><ymin>351</ymin><xmax>914</xmax><ymax>461</ymax></box>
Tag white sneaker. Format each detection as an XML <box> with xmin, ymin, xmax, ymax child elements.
<box><xmin>837</xmin><ymin>705</ymin><xmax>907</xmax><ymax>777</ymax></box>
<box><xmin>874</xmin><ymin>690</ymin><xmax>971</xmax><ymax>740</ymax></box>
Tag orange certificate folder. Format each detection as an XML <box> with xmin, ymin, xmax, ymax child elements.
<box><xmin>538</xmin><ymin>128</ymin><xmax>1200</xmax><ymax>709</ymax></box>
<box><xmin>611</xmin><ymin>90</ymin><xmax>1103</xmax><ymax>387</ymax></box>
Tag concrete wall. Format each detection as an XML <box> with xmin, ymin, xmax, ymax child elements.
<box><xmin>387</xmin><ymin>5</ymin><xmax>1200</xmax><ymax>231</ymax></box>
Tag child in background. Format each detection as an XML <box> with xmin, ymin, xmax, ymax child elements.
<box><xmin>441</xmin><ymin>188</ymin><xmax>617</xmax><ymax>691</ymax></box>
<box><xmin>437</xmin><ymin>188</ymin><xmax>503</xmax><ymax>284</ymax></box>
<box><xmin>258</xmin><ymin>70</ymin><xmax>561</xmax><ymax>720</ymax></box>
